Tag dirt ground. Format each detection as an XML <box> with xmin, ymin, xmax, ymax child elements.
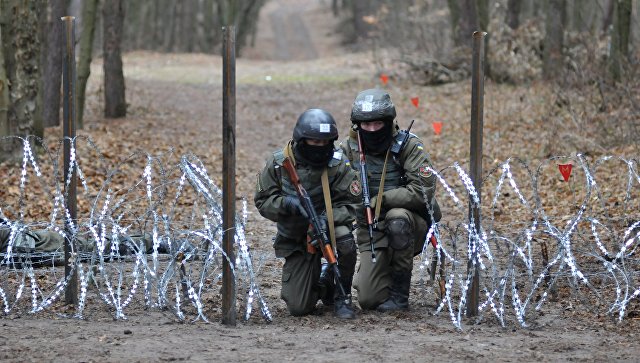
<box><xmin>2</xmin><ymin>0</ymin><xmax>640</xmax><ymax>362</ymax></box>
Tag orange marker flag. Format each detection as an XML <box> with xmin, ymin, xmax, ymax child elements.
<box><xmin>380</xmin><ymin>74</ymin><xmax>389</xmax><ymax>85</ymax></box>
<box><xmin>432</xmin><ymin>121</ymin><xmax>443</xmax><ymax>135</ymax></box>
<box><xmin>558</xmin><ymin>163</ymin><xmax>572</xmax><ymax>182</ymax></box>
<box><xmin>411</xmin><ymin>97</ymin><xmax>419</xmax><ymax>108</ymax></box>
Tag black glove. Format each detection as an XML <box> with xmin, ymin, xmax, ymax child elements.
<box><xmin>308</xmin><ymin>214</ymin><xmax>328</xmax><ymax>248</ymax></box>
<box><xmin>283</xmin><ymin>196</ymin><xmax>308</xmax><ymax>218</ymax></box>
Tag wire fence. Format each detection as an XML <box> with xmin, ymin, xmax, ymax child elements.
<box><xmin>1</xmin><ymin>136</ymin><xmax>639</xmax><ymax>329</ymax></box>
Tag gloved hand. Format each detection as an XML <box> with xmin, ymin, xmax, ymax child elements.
<box><xmin>283</xmin><ymin>195</ymin><xmax>308</xmax><ymax>218</ymax></box>
<box><xmin>317</xmin><ymin>214</ymin><xmax>328</xmax><ymax>234</ymax></box>
<box><xmin>308</xmin><ymin>214</ymin><xmax>328</xmax><ymax>248</ymax></box>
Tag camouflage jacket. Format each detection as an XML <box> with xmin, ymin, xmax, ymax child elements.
<box><xmin>340</xmin><ymin>124</ymin><xmax>442</xmax><ymax>232</ymax></box>
<box><xmin>254</xmin><ymin>146</ymin><xmax>361</xmax><ymax>257</ymax></box>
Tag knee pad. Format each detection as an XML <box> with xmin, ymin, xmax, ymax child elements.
<box><xmin>335</xmin><ymin>234</ymin><xmax>357</xmax><ymax>273</ymax></box>
<box><xmin>386</xmin><ymin>218</ymin><xmax>413</xmax><ymax>250</ymax></box>
<box><xmin>335</xmin><ymin>234</ymin><xmax>357</xmax><ymax>256</ymax></box>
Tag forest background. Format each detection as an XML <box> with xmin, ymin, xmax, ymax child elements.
<box><xmin>0</xmin><ymin>0</ymin><xmax>639</xmax><ymax>362</ymax></box>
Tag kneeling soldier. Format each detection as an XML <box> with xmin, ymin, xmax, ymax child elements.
<box><xmin>254</xmin><ymin>109</ymin><xmax>360</xmax><ymax>319</ymax></box>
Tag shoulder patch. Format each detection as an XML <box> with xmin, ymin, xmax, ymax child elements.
<box><xmin>273</xmin><ymin>150</ymin><xmax>285</xmax><ymax>166</ymax></box>
<box><xmin>349</xmin><ymin>180</ymin><xmax>362</xmax><ymax>196</ymax></box>
<box><xmin>418</xmin><ymin>163</ymin><xmax>433</xmax><ymax>178</ymax></box>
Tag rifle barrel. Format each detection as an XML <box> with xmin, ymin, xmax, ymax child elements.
<box><xmin>356</xmin><ymin>129</ymin><xmax>377</xmax><ymax>263</ymax></box>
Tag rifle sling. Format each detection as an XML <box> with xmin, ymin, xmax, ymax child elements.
<box><xmin>374</xmin><ymin>149</ymin><xmax>391</xmax><ymax>223</ymax></box>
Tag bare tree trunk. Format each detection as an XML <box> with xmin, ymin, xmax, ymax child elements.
<box><xmin>543</xmin><ymin>0</ymin><xmax>566</xmax><ymax>79</ymax></box>
<box><xmin>602</xmin><ymin>0</ymin><xmax>615</xmax><ymax>34</ymax></box>
<box><xmin>351</xmin><ymin>0</ymin><xmax>376</xmax><ymax>41</ymax></box>
<box><xmin>609</xmin><ymin>0</ymin><xmax>632</xmax><ymax>81</ymax></box>
<box><xmin>203</xmin><ymin>0</ymin><xmax>217</xmax><ymax>53</ymax></box>
<box><xmin>1</xmin><ymin>0</ymin><xmax>44</xmax><ymax>149</ymax></box>
<box><xmin>506</xmin><ymin>0</ymin><xmax>522</xmax><ymax>29</ymax></box>
<box><xmin>458</xmin><ymin>0</ymin><xmax>480</xmax><ymax>48</ymax></box>
<box><xmin>41</xmin><ymin>0</ymin><xmax>68</xmax><ymax>128</ymax></box>
<box><xmin>77</xmin><ymin>0</ymin><xmax>99</xmax><ymax>128</ymax></box>
<box><xmin>0</xmin><ymin>24</ymin><xmax>11</xmax><ymax>155</ymax></box>
<box><xmin>477</xmin><ymin>0</ymin><xmax>489</xmax><ymax>31</ymax></box>
<box><xmin>163</xmin><ymin>0</ymin><xmax>177</xmax><ymax>51</ymax></box>
<box><xmin>103</xmin><ymin>0</ymin><xmax>126</xmax><ymax>118</ymax></box>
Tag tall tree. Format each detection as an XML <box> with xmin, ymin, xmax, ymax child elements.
<box><xmin>41</xmin><ymin>0</ymin><xmax>68</xmax><ymax>128</ymax></box>
<box><xmin>448</xmin><ymin>0</ymin><xmax>480</xmax><ymax>48</ymax></box>
<box><xmin>0</xmin><ymin>23</ymin><xmax>11</xmax><ymax>154</ymax></box>
<box><xmin>602</xmin><ymin>0</ymin><xmax>615</xmax><ymax>34</ymax></box>
<box><xmin>77</xmin><ymin>0</ymin><xmax>99</xmax><ymax>128</ymax></box>
<box><xmin>543</xmin><ymin>0</ymin><xmax>566</xmax><ymax>79</ymax></box>
<box><xmin>609</xmin><ymin>0</ymin><xmax>633</xmax><ymax>81</ymax></box>
<box><xmin>103</xmin><ymin>0</ymin><xmax>126</xmax><ymax>118</ymax></box>
<box><xmin>506</xmin><ymin>0</ymin><xmax>522</xmax><ymax>30</ymax></box>
<box><xmin>0</xmin><ymin>0</ymin><xmax>44</xmax><ymax>152</ymax></box>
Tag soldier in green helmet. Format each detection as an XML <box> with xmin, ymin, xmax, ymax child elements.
<box><xmin>340</xmin><ymin>89</ymin><xmax>442</xmax><ymax>312</ymax></box>
<box><xmin>254</xmin><ymin>109</ymin><xmax>361</xmax><ymax>319</ymax></box>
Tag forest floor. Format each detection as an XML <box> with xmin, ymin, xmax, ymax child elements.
<box><xmin>2</xmin><ymin>0</ymin><xmax>640</xmax><ymax>362</ymax></box>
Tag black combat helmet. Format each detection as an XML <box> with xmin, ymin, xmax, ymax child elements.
<box><xmin>292</xmin><ymin>108</ymin><xmax>339</xmax><ymax>142</ymax></box>
<box><xmin>350</xmin><ymin>88</ymin><xmax>396</xmax><ymax>124</ymax></box>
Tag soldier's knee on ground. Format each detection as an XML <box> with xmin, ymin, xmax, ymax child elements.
<box><xmin>357</xmin><ymin>290</ymin><xmax>386</xmax><ymax>310</ymax></box>
<box><xmin>287</xmin><ymin>303</ymin><xmax>316</xmax><ymax>316</ymax></box>
<box><xmin>386</xmin><ymin>218</ymin><xmax>414</xmax><ymax>250</ymax></box>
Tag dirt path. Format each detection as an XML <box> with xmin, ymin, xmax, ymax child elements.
<box><xmin>2</xmin><ymin>0</ymin><xmax>640</xmax><ymax>362</ymax></box>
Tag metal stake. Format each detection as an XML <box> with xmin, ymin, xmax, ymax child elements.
<box><xmin>62</xmin><ymin>16</ymin><xmax>78</xmax><ymax>305</ymax></box>
<box><xmin>467</xmin><ymin>31</ymin><xmax>487</xmax><ymax>317</ymax></box>
<box><xmin>221</xmin><ymin>26</ymin><xmax>237</xmax><ymax>326</ymax></box>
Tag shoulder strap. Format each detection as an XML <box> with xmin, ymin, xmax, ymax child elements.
<box><xmin>282</xmin><ymin>140</ymin><xmax>296</xmax><ymax>165</ymax></box>
<box><xmin>374</xmin><ymin>149</ymin><xmax>391</xmax><ymax>222</ymax></box>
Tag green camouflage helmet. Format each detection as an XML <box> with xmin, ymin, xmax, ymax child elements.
<box><xmin>350</xmin><ymin>88</ymin><xmax>396</xmax><ymax>124</ymax></box>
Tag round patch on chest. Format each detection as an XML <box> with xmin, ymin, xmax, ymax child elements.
<box><xmin>419</xmin><ymin>163</ymin><xmax>433</xmax><ymax>178</ymax></box>
<box><xmin>349</xmin><ymin>180</ymin><xmax>362</xmax><ymax>196</ymax></box>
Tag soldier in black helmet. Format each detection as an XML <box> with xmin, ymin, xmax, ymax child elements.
<box><xmin>340</xmin><ymin>89</ymin><xmax>442</xmax><ymax>312</ymax></box>
<box><xmin>254</xmin><ymin>109</ymin><xmax>361</xmax><ymax>319</ymax></box>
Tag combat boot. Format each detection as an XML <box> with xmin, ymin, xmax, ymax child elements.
<box><xmin>334</xmin><ymin>295</ymin><xmax>356</xmax><ymax>319</ymax></box>
<box><xmin>333</xmin><ymin>268</ymin><xmax>356</xmax><ymax>319</ymax></box>
<box><xmin>376</xmin><ymin>271</ymin><xmax>411</xmax><ymax>312</ymax></box>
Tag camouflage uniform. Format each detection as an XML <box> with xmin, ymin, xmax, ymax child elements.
<box><xmin>0</xmin><ymin>226</ymin><xmax>155</xmax><ymax>258</ymax></box>
<box><xmin>254</xmin><ymin>110</ymin><xmax>361</xmax><ymax>318</ymax></box>
<box><xmin>341</xmin><ymin>89</ymin><xmax>441</xmax><ymax>311</ymax></box>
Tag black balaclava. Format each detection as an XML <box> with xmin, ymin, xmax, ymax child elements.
<box><xmin>360</xmin><ymin>122</ymin><xmax>393</xmax><ymax>155</ymax></box>
<box><xmin>294</xmin><ymin>141</ymin><xmax>335</xmax><ymax>167</ymax></box>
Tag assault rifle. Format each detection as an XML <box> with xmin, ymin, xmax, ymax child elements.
<box><xmin>281</xmin><ymin>157</ymin><xmax>349</xmax><ymax>301</ymax></box>
<box><xmin>356</xmin><ymin>119</ymin><xmax>415</xmax><ymax>263</ymax></box>
<box><xmin>356</xmin><ymin>129</ymin><xmax>377</xmax><ymax>263</ymax></box>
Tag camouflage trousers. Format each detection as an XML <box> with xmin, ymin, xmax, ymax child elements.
<box><xmin>353</xmin><ymin>208</ymin><xmax>427</xmax><ymax>310</ymax></box>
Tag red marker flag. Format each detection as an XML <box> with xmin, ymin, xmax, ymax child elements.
<box><xmin>432</xmin><ymin>121</ymin><xmax>443</xmax><ymax>135</ymax></box>
<box><xmin>380</xmin><ymin>73</ymin><xmax>389</xmax><ymax>85</ymax></box>
<box><xmin>558</xmin><ymin>163</ymin><xmax>572</xmax><ymax>182</ymax></box>
<box><xmin>411</xmin><ymin>97</ymin><xmax>419</xmax><ymax>108</ymax></box>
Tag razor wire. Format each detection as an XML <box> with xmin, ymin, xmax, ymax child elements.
<box><xmin>0</xmin><ymin>136</ymin><xmax>271</xmax><ymax>322</ymax></box>
<box><xmin>1</xmin><ymin>135</ymin><xmax>639</xmax><ymax>329</ymax></box>
<box><xmin>415</xmin><ymin>154</ymin><xmax>640</xmax><ymax>330</ymax></box>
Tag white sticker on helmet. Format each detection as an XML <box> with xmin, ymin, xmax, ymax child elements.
<box><xmin>319</xmin><ymin>123</ymin><xmax>330</xmax><ymax>133</ymax></box>
<box><xmin>362</xmin><ymin>102</ymin><xmax>373</xmax><ymax>112</ymax></box>
<box><xmin>365</xmin><ymin>95</ymin><xmax>374</xmax><ymax>102</ymax></box>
